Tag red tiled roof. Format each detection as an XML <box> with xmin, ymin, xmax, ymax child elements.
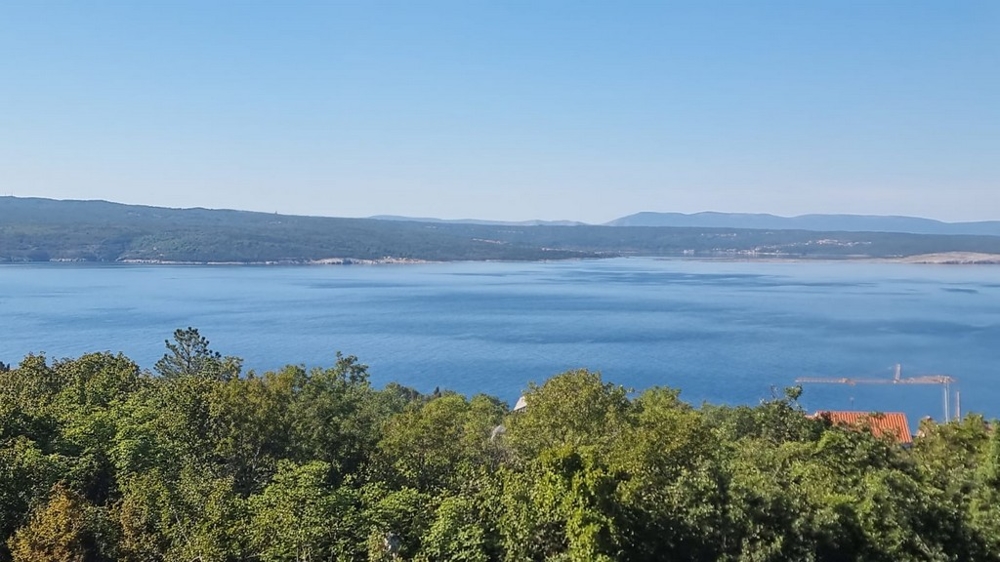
<box><xmin>813</xmin><ymin>411</ymin><xmax>913</xmax><ymax>445</ymax></box>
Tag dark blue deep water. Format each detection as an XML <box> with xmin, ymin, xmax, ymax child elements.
<box><xmin>2</xmin><ymin>258</ymin><xmax>999</xmax><ymax>424</ymax></box>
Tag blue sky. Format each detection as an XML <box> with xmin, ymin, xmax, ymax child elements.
<box><xmin>1</xmin><ymin>1</ymin><xmax>997</xmax><ymax>223</ymax></box>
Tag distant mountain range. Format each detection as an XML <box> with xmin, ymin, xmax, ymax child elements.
<box><xmin>369</xmin><ymin>215</ymin><xmax>586</xmax><ymax>227</ymax></box>
<box><xmin>371</xmin><ymin>211</ymin><xmax>1000</xmax><ymax>236</ymax></box>
<box><xmin>3</xmin><ymin>197</ymin><xmax>1000</xmax><ymax>263</ymax></box>
<box><xmin>606</xmin><ymin>212</ymin><xmax>1000</xmax><ymax>236</ymax></box>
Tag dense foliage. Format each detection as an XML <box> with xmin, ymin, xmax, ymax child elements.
<box><xmin>1</xmin><ymin>328</ymin><xmax>998</xmax><ymax>561</ymax></box>
<box><xmin>5</xmin><ymin>196</ymin><xmax>1000</xmax><ymax>263</ymax></box>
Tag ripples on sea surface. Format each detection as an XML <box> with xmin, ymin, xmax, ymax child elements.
<box><xmin>2</xmin><ymin>258</ymin><xmax>998</xmax><ymax>424</ymax></box>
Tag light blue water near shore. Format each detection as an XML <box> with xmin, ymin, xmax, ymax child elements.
<box><xmin>2</xmin><ymin>258</ymin><xmax>999</xmax><ymax>424</ymax></box>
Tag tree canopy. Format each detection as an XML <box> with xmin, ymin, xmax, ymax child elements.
<box><xmin>0</xmin><ymin>332</ymin><xmax>997</xmax><ymax>561</ymax></box>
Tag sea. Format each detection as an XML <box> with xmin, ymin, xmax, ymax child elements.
<box><xmin>2</xmin><ymin>258</ymin><xmax>998</xmax><ymax>425</ymax></box>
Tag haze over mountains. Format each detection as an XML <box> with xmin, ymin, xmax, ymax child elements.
<box><xmin>369</xmin><ymin>215</ymin><xmax>587</xmax><ymax>227</ymax></box>
<box><xmin>606</xmin><ymin>212</ymin><xmax>1000</xmax><ymax>236</ymax></box>
<box><xmin>375</xmin><ymin>211</ymin><xmax>1000</xmax><ymax>236</ymax></box>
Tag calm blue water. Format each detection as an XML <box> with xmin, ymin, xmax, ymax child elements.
<box><xmin>2</xmin><ymin>258</ymin><xmax>999</xmax><ymax>423</ymax></box>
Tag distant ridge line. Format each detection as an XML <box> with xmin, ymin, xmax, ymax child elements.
<box><xmin>368</xmin><ymin>215</ymin><xmax>586</xmax><ymax>227</ymax></box>
<box><xmin>4</xmin><ymin>197</ymin><xmax>996</xmax><ymax>236</ymax></box>
<box><xmin>606</xmin><ymin>211</ymin><xmax>1000</xmax><ymax>236</ymax></box>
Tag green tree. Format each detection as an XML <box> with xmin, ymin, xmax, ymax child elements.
<box><xmin>48</xmin><ymin>353</ymin><xmax>146</xmax><ymax>505</ymax></box>
<box><xmin>114</xmin><ymin>464</ymin><xmax>244</xmax><ymax>562</ymax></box>
<box><xmin>0</xmin><ymin>438</ymin><xmax>67</xmax><ymax>559</ymax></box>
<box><xmin>912</xmin><ymin>415</ymin><xmax>992</xmax><ymax>498</ymax></box>
<box><xmin>155</xmin><ymin>327</ymin><xmax>240</xmax><ymax>380</ymax></box>
<box><xmin>0</xmin><ymin>354</ymin><xmax>63</xmax><ymax>446</ymax></box>
<box><xmin>362</xmin><ymin>485</ymin><xmax>434</xmax><ymax>561</ymax></box>
<box><xmin>207</xmin><ymin>373</ymin><xmax>292</xmax><ymax>495</ymax></box>
<box><xmin>505</xmin><ymin>369</ymin><xmax>631</xmax><ymax>460</ymax></box>
<box><xmin>609</xmin><ymin>387</ymin><xmax>726</xmax><ymax>561</ymax></box>
<box><xmin>420</xmin><ymin>495</ymin><xmax>490</xmax><ymax>562</ymax></box>
<box><xmin>248</xmin><ymin>460</ymin><xmax>356</xmax><ymax>562</ymax></box>
<box><xmin>375</xmin><ymin>393</ymin><xmax>505</xmax><ymax>492</ymax></box>
<box><xmin>286</xmin><ymin>354</ymin><xmax>404</xmax><ymax>480</ymax></box>
<box><xmin>51</xmin><ymin>353</ymin><xmax>144</xmax><ymax>413</ymax></box>
<box><xmin>970</xmin><ymin>425</ymin><xmax>1000</xmax><ymax>556</ymax></box>
<box><xmin>496</xmin><ymin>447</ymin><xmax>621</xmax><ymax>562</ymax></box>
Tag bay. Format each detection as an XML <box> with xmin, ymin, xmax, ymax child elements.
<box><xmin>2</xmin><ymin>258</ymin><xmax>999</xmax><ymax>425</ymax></box>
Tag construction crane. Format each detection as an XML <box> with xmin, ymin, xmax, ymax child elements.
<box><xmin>795</xmin><ymin>364</ymin><xmax>959</xmax><ymax>422</ymax></box>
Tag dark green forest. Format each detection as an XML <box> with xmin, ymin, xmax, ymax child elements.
<box><xmin>2</xmin><ymin>329</ymin><xmax>999</xmax><ymax>561</ymax></box>
<box><xmin>5</xmin><ymin>196</ymin><xmax>1000</xmax><ymax>263</ymax></box>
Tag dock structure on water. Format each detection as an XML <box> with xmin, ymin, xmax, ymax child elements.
<box><xmin>795</xmin><ymin>364</ymin><xmax>959</xmax><ymax>422</ymax></box>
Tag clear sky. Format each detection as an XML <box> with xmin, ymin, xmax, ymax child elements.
<box><xmin>1</xmin><ymin>1</ymin><xmax>997</xmax><ymax>223</ymax></box>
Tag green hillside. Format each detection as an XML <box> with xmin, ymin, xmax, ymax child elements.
<box><xmin>3</xmin><ymin>197</ymin><xmax>1000</xmax><ymax>263</ymax></box>
<box><xmin>0</xmin><ymin>197</ymin><xmax>592</xmax><ymax>263</ymax></box>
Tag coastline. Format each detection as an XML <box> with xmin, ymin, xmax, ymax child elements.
<box><xmin>7</xmin><ymin>251</ymin><xmax>1000</xmax><ymax>266</ymax></box>
<box><xmin>115</xmin><ymin>256</ymin><xmax>433</xmax><ymax>266</ymax></box>
<box><xmin>657</xmin><ymin>251</ymin><xmax>1000</xmax><ymax>265</ymax></box>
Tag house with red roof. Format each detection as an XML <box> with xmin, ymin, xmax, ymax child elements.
<box><xmin>811</xmin><ymin>411</ymin><xmax>913</xmax><ymax>445</ymax></box>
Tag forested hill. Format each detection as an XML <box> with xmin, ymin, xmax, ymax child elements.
<box><xmin>0</xmin><ymin>196</ymin><xmax>592</xmax><ymax>263</ymax></box>
<box><xmin>4</xmin><ymin>196</ymin><xmax>1000</xmax><ymax>263</ymax></box>
<box><xmin>0</xmin><ymin>330</ymin><xmax>999</xmax><ymax>560</ymax></box>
